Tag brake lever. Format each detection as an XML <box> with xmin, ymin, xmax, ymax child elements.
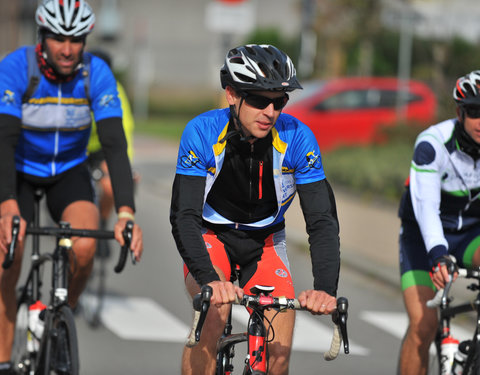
<box><xmin>193</xmin><ymin>285</ymin><xmax>212</xmax><ymax>343</ymax></box>
<box><xmin>114</xmin><ymin>220</ymin><xmax>135</xmax><ymax>273</ymax></box>
<box><xmin>2</xmin><ymin>216</ymin><xmax>20</xmax><ymax>269</ymax></box>
<box><xmin>332</xmin><ymin>297</ymin><xmax>349</xmax><ymax>354</ymax></box>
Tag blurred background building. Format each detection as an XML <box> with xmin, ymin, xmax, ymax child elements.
<box><xmin>1</xmin><ymin>0</ymin><xmax>480</xmax><ymax>120</ymax></box>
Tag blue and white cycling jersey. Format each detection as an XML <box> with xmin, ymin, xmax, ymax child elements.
<box><xmin>175</xmin><ymin>108</ymin><xmax>326</xmax><ymax>230</ymax></box>
<box><xmin>0</xmin><ymin>46</ymin><xmax>122</xmax><ymax>177</ymax></box>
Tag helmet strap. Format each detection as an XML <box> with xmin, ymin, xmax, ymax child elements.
<box><xmin>454</xmin><ymin>118</ymin><xmax>480</xmax><ymax>160</ymax></box>
<box><xmin>230</xmin><ymin>98</ymin><xmax>256</xmax><ymax>142</ymax></box>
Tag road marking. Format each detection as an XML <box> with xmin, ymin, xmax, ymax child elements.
<box><xmin>360</xmin><ymin>311</ymin><xmax>474</xmax><ymax>351</ymax></box>
<box><xmin>231</xmin><ymin>306</ymin><xmax>369</xmax><ymax>355</ymax></box>
<box><xmin>100</xmin><ymin>295</ymin><xmax>189</xmax><ymax>342</ymax></box>
<box><xmin>96</xmin><ymin>295</ymin><xmax>367</xmax><ymax>355</ymax></box>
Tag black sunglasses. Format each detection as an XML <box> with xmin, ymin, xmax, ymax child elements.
<box><xmin>463</xmin><ymin>106</ymin><xmax>480</xmax><ymax>119</ymax></box>
<box><xmin>240</xmin><ymin>92</ymin><xmax>289</xmax><ymax>110</ymax></box>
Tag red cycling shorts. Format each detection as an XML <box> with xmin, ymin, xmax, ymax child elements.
<box><xmin>183</xmin><ymin>228</ymin><xmax>295</xmax><ymax>298</ymax></box>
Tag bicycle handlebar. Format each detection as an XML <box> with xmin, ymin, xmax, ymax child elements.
<box><xmin>186</xmin><ymin>285</ymin><xmax>350</xmax><ymax>361</ymax></box>
<box><xmin>2</xmin><ymin>215</ymin><xmax>135</xmax><ymax>273</ymax></box>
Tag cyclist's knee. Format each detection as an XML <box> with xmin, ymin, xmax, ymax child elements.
<box><xmin>408</xmin><ymin>317</ymin><xmax>437</xmax><ymax>344</ymax></box>
<box><xmin>72</xmin><ymin>237</ymin><xmax>96</xmax><ymax>266</ymax></box>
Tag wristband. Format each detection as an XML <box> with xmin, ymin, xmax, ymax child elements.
<box><xmin>118</xmin><ymin>211</ymin><xmax>135</xmax><ymax>221</ymax></box>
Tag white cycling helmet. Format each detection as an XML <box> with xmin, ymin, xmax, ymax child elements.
<box><xmin>453</xmin><ymin>70</ymin><xmax>480</xmax><ymax>106</ymax></box>
<box><xmin>36</xmin><ymin>0</ymin><xmax>95</xmax><ymax>37</ymax></box>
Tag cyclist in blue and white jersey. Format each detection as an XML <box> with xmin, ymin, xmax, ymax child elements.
<box><xmin>398</xmin><ymin>70</ymin><xmax>480</xmax><ymax>374</ymax></box>
<box><xmin>170</xmin><ymin>44</ymin><xmax>340</xmax><ymax>375</ymax></box>
<box><xmin>0</xmin><ymin>1</ymin><xmax>143</xmax><ymax>372</ymax></box>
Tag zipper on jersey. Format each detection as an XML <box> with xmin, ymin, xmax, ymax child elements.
<box><xmin>258</xmin><ymin>161</ymin><xmax>263</xmax><ymax>199</ymax></box>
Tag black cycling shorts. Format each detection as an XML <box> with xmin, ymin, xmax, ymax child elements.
<box><xmin>17</xmin><ymin>162</ymin><xmax>95</xmax><ymax>223</ymax></box>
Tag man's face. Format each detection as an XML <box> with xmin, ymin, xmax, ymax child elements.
<box><xmin>226</xmin><ymin>86</ymin><xmax>288</xmax><ymax>140</ymax></box>
<box><xmin>44</xmin><ymin>34</ymin><xmax>84</xmax><ymax>76</ymax></box>
<box><xmin>459</xmin><ymin>106</ymin><xmax>480</xmax><ymax>144</ymax></box>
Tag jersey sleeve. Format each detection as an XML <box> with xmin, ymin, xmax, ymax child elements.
<box><xmin>289</xmin><ymin>120</ymin><xmax>326</xmax><ymax>184</ymax></box>
<box><xmin>89</xmin><ymin>56</ymin><xmax>122</xmax><ymax>122</ymax></box>
<box><xmin>175</xmin><ymin>117</ymin><xmax>213</xmax><ymax>177</ymax></box>
<box><xmin>409</xmin><ymin>131</ymin><xmax>448</xmax><ymax>260</ymax></box>
<box><xmin>0</xmin><ymin>48</ymin><xmax>28</xmax><ymax>118</ymax></box>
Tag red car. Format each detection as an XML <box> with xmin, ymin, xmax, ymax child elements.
<box><xmin>284</xmin><ymin>77</ymin><xmax>437</xmax><ymax>152</ymax></box>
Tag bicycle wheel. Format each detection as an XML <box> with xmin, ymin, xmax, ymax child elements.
<box><xmin>11</xmin><ymin>298</ymin><xmax>32</xmax><ymax>374</ymax></box>
<box><xmin>41</xmin><ymin>305</ymin><xmax>79</xmax><ymax>375</ymax></box>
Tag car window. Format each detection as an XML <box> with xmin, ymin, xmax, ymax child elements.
<box><xmin>315</xmin><ymin>89</ymin><xmax>381</xmax><ymax>111</ymax></box>
<box><xmin>379</xmin><ymin>90</ymin><xmax>421</xmax><ymax>107</ymax></box>
<box><xmin>314</xmin><ymin>89</ymin><xmax>422</xmax><ymax>111</ymax></box>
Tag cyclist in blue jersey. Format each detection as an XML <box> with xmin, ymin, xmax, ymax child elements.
<box><xmin>0</xmin><ymin>1</ymin><xmax>143</xmax><ymax>373</ymax></box>
<box><xmin>398</xmin><ymin>71</ymin><xmax>480</xmax><ymax>374</ymax></box>
<box><xmin>170</xmin><ymin>44</ymin><xmax>340</xmax><ymax>375</ymax></box>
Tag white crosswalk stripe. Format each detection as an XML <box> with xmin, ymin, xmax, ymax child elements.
<box><xmin>96</xmin><ymin>295</ymin><xmax>368</xmax><ymax>355</ymax></box>
<box><xmin>360</xmin><ymin>310</ymin><xmax>473</xmax><ymax>341</ymax></box>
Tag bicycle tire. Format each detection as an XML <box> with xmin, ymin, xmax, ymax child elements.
<box><xmin>463</xmin><ymin>338</ymin><xmax>480</xmax><ymax>375</ymax></box>
<box><xmin>41</xmin><ymin>305</ymin><xmax>79</xmax><ymax>375</ymax></box>
<box><xmin>11</xmin><ymin>298</ymin><xmax>32</xmax><ymax>374</ymax></box>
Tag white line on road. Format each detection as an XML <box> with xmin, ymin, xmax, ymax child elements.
<box><xmin>360</xmin><ymin>310</ymin><xmax>474</xmax><ymax>355</ymax></box>
<box><xmin>97</xmin><ymin>295</ymin><xmax>369</xmax><ymax>356</ymax></box>
<box><xmin>100</xmin><ymin>295</ymin><xmax>190</xmax><ymax>342</ymax></box>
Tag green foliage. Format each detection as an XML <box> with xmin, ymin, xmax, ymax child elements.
<box><xmin>324</xmin><ymin>141</ymin><xmax>413</xmax><ymax>203</ymax></box>
<box><xmin>135</xmin><ymin>115</ymin><xmax>188</xmax><ymax>141</ymax></box>
<box><xmin>323</xmin><ymin>123</ymin><xmax>420</xmax><ymax>202</ymax></box>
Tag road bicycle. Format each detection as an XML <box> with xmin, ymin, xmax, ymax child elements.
<box><xmin>426</xmin><ymin>263</ymin><xmax>480</xmax><ymax>375</ymax></box>
<box><xmin>2</xmin><ymin>189</ymin><xmax>135</xmax><ymax>375</ymax></box>
<box><xmin>187</xmin><ymin>284</ymin><xmax>349</xmax><ymax>374</ymax></box>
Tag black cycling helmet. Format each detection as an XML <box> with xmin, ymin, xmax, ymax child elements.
<box><xmin>453</xmin><ymin>70</ymin><xmax>480</xmax><ymax>106</ymax></box>
<box><xmin>220</xmin><ymin>44</ymin><xmax>302</xmax><ymax>92</ymax></box>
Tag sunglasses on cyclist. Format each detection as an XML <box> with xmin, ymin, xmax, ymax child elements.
<box><xmin>240</xmin><ymin>92</ymin><xmax>289</xmax><ymax>111</ymax></box>
<box><xmin>463</xmin><ymin>106</ymin><xmax>480</xmax><ymax>119</ymax></box>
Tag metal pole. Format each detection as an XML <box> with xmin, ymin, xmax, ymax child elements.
<box><xmin>396</xmin><ymin>6</ymin><xmax>414</xmax><ymax>123</ymax></box>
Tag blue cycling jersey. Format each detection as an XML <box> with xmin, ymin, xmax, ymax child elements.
<box><xmin>0</xmin><ymin>46</ymin><xmax>122</xmax><ymax>177</ymax></box>
<box><xmin>175</xmin><ymin>107</ymin><xmax>326</xmax><ymax>230</ymax></box>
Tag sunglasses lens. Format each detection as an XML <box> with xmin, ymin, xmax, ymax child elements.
<box><xmin>465</xmin><ymin>107</ymin><xmax>480</xmax><ymax>118</ymax></box>
<box><xmin>243</xmin><ymin>94</ymin><xmax>289</xmax><ymax>110</ymax></box>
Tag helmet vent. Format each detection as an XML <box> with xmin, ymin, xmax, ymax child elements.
<box><xmin>234</xmin><ymin>72</ymin><xmax>256</xmax><ymax>84</ymax></box>
<box><xmin>231</xmin><ymin>57</ymin><xmax>244</xmax><ymax>65</ymax></box>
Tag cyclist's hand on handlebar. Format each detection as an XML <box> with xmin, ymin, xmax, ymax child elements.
<box><xmin>298</xmin><ymin>290</ymin><xmax>337</xmax><ymax>315</ymax></box>
<box><xmin>114</xmin><ymin>213</ymin><xmax>143</xmax><ymax>262</ymax></box>
<box><xmin>430</xmin><ymin>255</ymin><xmax>458</xmax><ymax>290</ymax></box>
<box><xmin>207</xmin><ymin>280</ymin><xmax>243</xmax><ymax>308</ymax></box>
